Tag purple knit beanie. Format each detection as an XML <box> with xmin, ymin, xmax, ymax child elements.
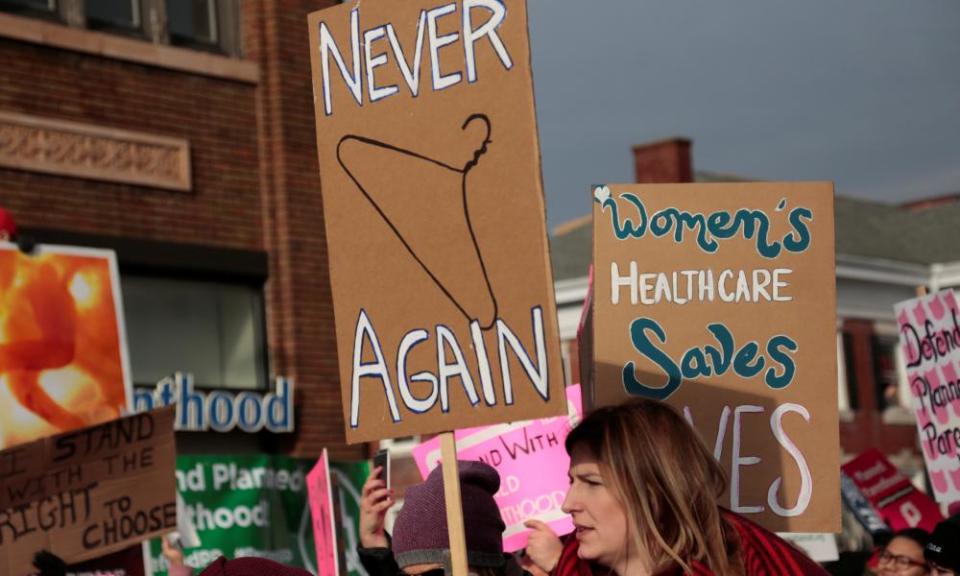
<box><xmin>392</xmin><ymin>460</ymin><xmax>505</xmax><ymax>570</ymax></box>
<box><xmin>197</xmin><ymin>556</ymin><xmax>313</xmax><ymax>576</ymax></box>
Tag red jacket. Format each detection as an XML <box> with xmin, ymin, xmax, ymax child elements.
<box><xmin>553</xmin><ymin>510</ymin><xmax>828</xmax><ymax>576</ymax></box>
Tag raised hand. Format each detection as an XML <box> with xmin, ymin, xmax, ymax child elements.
<box><xmin>359</xmin><ymin>465</ymin><xmax>395</xmax><ymax>549</ymax></box>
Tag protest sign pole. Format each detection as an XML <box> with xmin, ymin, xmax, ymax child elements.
<box><xmin>439</xmin><ymin>431</ymin><xmax>469</xmax><ymax>576</ymax></box>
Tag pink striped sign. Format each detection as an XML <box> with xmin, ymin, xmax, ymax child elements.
<box><xmin>895</xmin><ymin>290</ymin><xmax>960</xmax><ymax>503</ymax></box>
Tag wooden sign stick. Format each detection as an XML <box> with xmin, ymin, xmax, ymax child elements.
<box><xmin>439</xmin><ymin>431</ymin><xmax>469</xmax><ymax>576</ymax></box>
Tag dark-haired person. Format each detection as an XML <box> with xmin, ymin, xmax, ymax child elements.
<box><xmin>555</xmin><ymin>398</ymin><xmax>828</xmax><ymax>576</ymax></box>
<box><xmin>874</xmin><ymin>528</ymin><xmax>930</xmax><ymax>576</ymax></box>
<box><xmin>926</xmin><ymin>521</ymin><xmax>960</xmax><ymax>576</ymax></box>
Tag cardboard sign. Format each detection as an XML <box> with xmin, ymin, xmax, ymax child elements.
<box><xmin>894</xmin><ymin>290</ymin><xmax>960</xmax><ymax>502</ymax></box>
<box><xmin>841</xmin><ymin>449</ymin><xmax>943</xmax><ymax>533</ymax></box>
<box><xmin>589</xmin><ymin>182</ymin><xmax>838</xmax><ymax>532</ymax></box>
<box><xmin>412</xmin><ymin>385</ymin><xmax>582</xmax><ymax>551</ymax></box>
<box><xmin>306</xmin><ymin>450</ymin><xmax>338</xmax><ymax>576</ymax></box>
<box><xmin>307</xmin><ymin>0</ymin><xmax>565</xmax><ymax>443</ymax></box>
<box><xmin>776</xmin><ymin>533</ymin><xmax>838</xmax><ymax>563</ymax></box>
<box><xmin>0</xmin><ymin>243</ymin><xmax>132</xmax><ymax>450</ymax></box>
<box><xmin>0</xmin><ymin>408</ymin><xmax>176</xmax><ymax>575</ymax></box>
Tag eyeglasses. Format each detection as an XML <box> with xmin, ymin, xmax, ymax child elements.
<box><xmin>878</xmin><ymin>549</ymin><xmax>928</xmax><ymax>570</ymax></box>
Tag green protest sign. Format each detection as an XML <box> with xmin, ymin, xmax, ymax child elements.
<box><xmin>147</xmin><ymin>455</ymin><xmax>369</xmax><ymax>576</ymax></box>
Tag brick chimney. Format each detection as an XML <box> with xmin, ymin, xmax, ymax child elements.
<box><xmin>632</xmin><ymin>137</ymin><xmax>693</xmax><ymax>183</ymax></box>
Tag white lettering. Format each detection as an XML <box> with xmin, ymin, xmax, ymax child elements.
<box><xmin>731</xmin><ymin>405</ymin><xmax>764</xmax><ymax>514</ymax></box>
<box><xmin>462</xmin><ymin>0</ymin><xmax>513</xmax><ymax>83</ymax></box>
<box><xmin>364</xmin><ymin>26</ymin><xmax>398</xmax><ymax>102</ymax></box>
<box><xmin>319</xmin><ymin>9</ymin><xmax>362</xmax><ymax>116</ymax></box>
<box><xmin>351</xmin><ymin>310</ymin><xmax>401</xmax><ymax>427</ymax></box>
<box><xmin>767</xmin><ymin>403</ymin><xmax>812</xmax><ymax>517</ymax></box>
<box><xmin>427</xmin><ymin>3</ymin><xmax>462</xmax><ymax>91</ymax></box>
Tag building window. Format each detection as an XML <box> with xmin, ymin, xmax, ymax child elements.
<box><xmin>122</xmin><ymin>275</ymin><xmax>267</xmax><ymax>390</ymax></box>
<box><xmin>873</xmin><ymin>335</ymin><xmax>902</xmax><ymax>410</ymax></box>
<box><xmin>85</xmin><ymin>0</ymin><xmax>140</xmax><ymax>32</ymax></box>
<box><xmin>874</xmin><ymin>322</ymin><xmax>914</xmax><ymax>424</ymax></box>
<box><xmin>0</xmin><ymin>0</ymin><xmax>56</xmax><ymax>15</ymax></box>
<box><xmin>1</xmin><ymin>0</ymin><xmax>241</xmax><ymax>56</ymax></box>
<box><xmin>837</xmin><ymin>331</ymin><xmax>851</xmax><ymax>415</ymax></box>
<box><xmin>166</xmin><ymin>0</ymin><xmax>217</xmax><ymax>48</ymax></box>
<box><xmin>842</xmin><ymin>331</ymin><xmax>859</xmax><ymax>410</ymax></box>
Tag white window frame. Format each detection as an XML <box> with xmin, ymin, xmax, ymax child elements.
<box><xmin>837</xmin><ymin>328</ymin><xmax>854</xmax><ymax>422</ymax></box>
<box><xmin>875</xmin><ymin>321</ymin><xmax>915</xmax><ymax>425</ymax></box>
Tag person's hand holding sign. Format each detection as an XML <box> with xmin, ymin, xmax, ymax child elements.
<box><xmin>522</xmin><ymin>519</ymin><xmax>562</xmax><ymax>573</ymax></box>
<box><xmin>360</xmin><ymin>466</ymin><xmax>394</xmax><ymax>549</ymax></box>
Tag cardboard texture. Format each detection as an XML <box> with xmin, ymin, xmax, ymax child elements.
<box><xmin>0</xmin><ymin>243</ymin><xmax>132</xmax><ymax>451</ymax></box>
<box><xmin>412</xmin><ymin>385</ymin><xmax>583</xmax><ymax>551</ymax></box>
<box><xmin>842</xmin><ymin>449</ymin><xmax>943</xmax><ymax>533</ymax></box>
<box><xmin>894</xmin><ymin>290</ymin><xmax>960</xmax><ymax>503</ymax></box>
<box><xmin>0</xmin><ymin>407</ymin><xmax>176</xmax><ymax>576</ymax></box>
<box><xmin>307</xmin><ymin>0</ymin><xmax>565</xmax><ymax>443</ymax></box>
<box><xmin>590</xmin><ymin>182</ymin><xmax>839</xmax><ymax>532</ymax></box>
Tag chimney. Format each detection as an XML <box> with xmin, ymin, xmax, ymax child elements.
<box><xmin>632</xmin><ymin>137</ymin><xmax>693</xmax><ymax>183</ymax></box>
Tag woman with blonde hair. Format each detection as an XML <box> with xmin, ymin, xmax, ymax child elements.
<box><xmin>554</xmin><ymin>398</ymin><xmax>826</xmax><ymax>576</ymax></box>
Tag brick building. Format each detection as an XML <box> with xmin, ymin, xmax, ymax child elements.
<box><xmin>0</xmin><ymin>0</ymin><xmax>362</xmax><ymax>459</ymax></box>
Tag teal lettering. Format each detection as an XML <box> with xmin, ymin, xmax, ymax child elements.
<box><xmin>765</xmin><ymin>336</ymin><xmax>798</xmax><ymax>389</ymax></box>
<box><xmin>705</xmin><ymin>324</ymin><xmax>734</xmax><ymax>374</ymax></box>
<box><xmin>733</xmin><ymin>341</ymin><xmax>764</xmax><ymax>378</ymax></box>
<box><xmin>784</xmin><ymin>207</ymin><xmax>813</xmax><ymax>252</ymax></box>
<box><xmin>681</xmin><ymin>347</ymin><xmax>712</xmax><ymax>378</ymax></box>
<box><xmin>608</xmin><ymin>193</ymin><xmax>647</xmax><ymax>240</ymax></box>
<box><xmin>622</xmin><ymin>318</ymin><xmax>799</xmax><ymax>397</ymax></box>
<box><xmin>624</xmin><ymin>318</ymin><xmax>681</xmax><ymax>400</ymax></box>
<box><xmin>597</xmin><ymin>193</ymin><xmax>813</xmax><ymax>258</ymax></box>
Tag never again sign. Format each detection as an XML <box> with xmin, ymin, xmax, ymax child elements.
<box><xmin>591</xmin><ymin>182</ymin><xmax>839</xmax><ymax>533</ymax></box>
<box><xmin>308</xmin><ymin>0</ymin><xmax>565</xmax><ymax>443</ymax></box>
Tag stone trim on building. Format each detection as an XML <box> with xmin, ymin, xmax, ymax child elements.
<box><xmin>0</xmin><ymin>111</ymin><xmax>191</xmax><ymax>191</ymax></box>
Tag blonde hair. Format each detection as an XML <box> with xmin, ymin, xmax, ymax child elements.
<box><xmin>565</xmin><ymin>398</ymin><xmax>742</xmax><ymax>575</ymax></box>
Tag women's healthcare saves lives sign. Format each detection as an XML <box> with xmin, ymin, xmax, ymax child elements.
<box><xmin>589</xmin><ymin>182</ymin><xmax>839</xmax><ymax>533</ymax></box>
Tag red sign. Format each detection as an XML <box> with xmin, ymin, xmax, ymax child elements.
<box><xmin>841</xmin><ymin>449</ymin><xmax>942</xmax><ymax>533</ymax></box>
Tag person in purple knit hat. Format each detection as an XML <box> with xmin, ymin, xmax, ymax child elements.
<box><xmin>359</xmin><ymin>460</ymin><xmax>528</xmax><ymax>576</ymax></box>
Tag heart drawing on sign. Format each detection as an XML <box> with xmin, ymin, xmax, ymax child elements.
<box><xmin>336</xmin><ymin>114</ymin><xmax>499</xmax><ymax>330</ymax></box>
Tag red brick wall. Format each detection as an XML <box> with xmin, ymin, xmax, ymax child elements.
<box><xmin>245</xmin><ymin>0</ymin><xmax>364</xmax><ymax>459</ymax></box>
<box><xmin>0</xmin><ymin>2</ymin><xmax>364</xmax><ymax>459</ymax></box>
<box><xmin>0</xmin><ymin>38</ymin><xmax>262</xmax><ymax>251</ymax></box>
<box><xmin>839</xmin><ymin>319</ymin><xmax>917</xmax><ymax>456</ymax></box>
<box><xmin>632</xmin><ymin>137</ymin><xmax>693</xmax><ymax>184</ymax></box>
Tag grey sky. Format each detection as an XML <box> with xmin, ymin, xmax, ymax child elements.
<box><xmin>526</xmin><ymin>1</ymin><xmax>960</xmax><ymax>228</ymax></box>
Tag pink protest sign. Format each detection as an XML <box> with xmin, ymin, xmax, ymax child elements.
<box><xmin>842</xmin><ymin>449</ymin><xmax>943</xmax><ymax>533</ymax></box>
<box><xmin>895</xmin><ymin>290</ymin><xmax>960</xmax><ymax>503</ymax></box>
<box><xmin>306</xmin><ymin>449</ymin><xmax>338</xmax><ymax>576</ymax></box>
<box><xmin>412</xmin><ymin>385</ymin><xmax>582</xmax><ymax>551</ymax></box>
